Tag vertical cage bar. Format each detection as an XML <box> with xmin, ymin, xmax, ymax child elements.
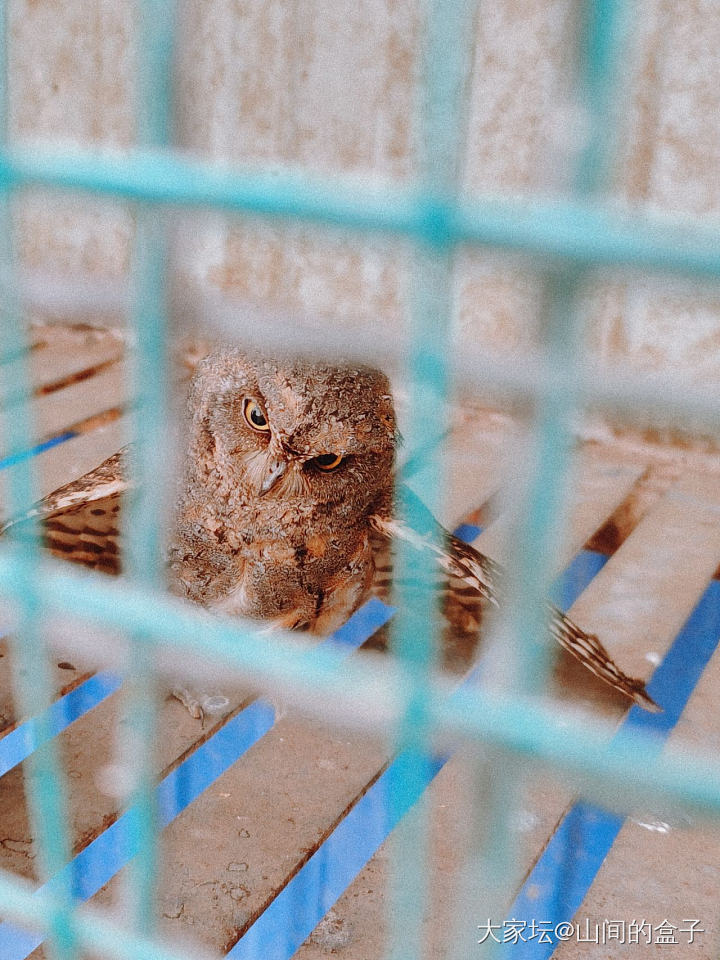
<box><xmin>387</xmin><ymin>1</ymin><xmax>477</xmax><ymax>958</ymax></box>
<box><xmin>0</xmin><ymin>3</ymin><xmax>75</xmax><ymax>958</ymax></box>
<box><xmin>497</xmin><ymin>0</ymin><xmax>630</xmax><ymax>705</ymax></box>
<box><xmin>469</xmin><ymin>3</ymin><xmax>631</xmax><ymax>956</ymax></box>
<box><xmin>120</xmin><ymin>0</ymin><xmax>177</xmax><ymax>934</ymax></box>
<box><xmin>575</xmin><ymin>0</ymin><xmax>628</xmax><ymax>195</ymax></box>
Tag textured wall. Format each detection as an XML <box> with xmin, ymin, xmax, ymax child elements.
<box><xmin>8</xmin><ymin>0</ymin><xmax>720</xmax><ymax>378</ymax></box>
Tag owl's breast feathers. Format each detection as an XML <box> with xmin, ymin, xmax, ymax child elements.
<box><xmin>204</xmin><ymin>527</ymin><xmax>375</xmax><ymax>634</ymax></box>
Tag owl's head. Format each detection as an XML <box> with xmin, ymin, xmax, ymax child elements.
<box><xmin>185</xmin><ymin>350</ymin><xmax>397</xmax><ymax>512</ymax></box>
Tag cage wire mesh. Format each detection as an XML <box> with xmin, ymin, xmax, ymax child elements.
<box><xmin>2</xmin><ymin>0</ymin><xmax>720</xmax><ymax>959</ymax></box>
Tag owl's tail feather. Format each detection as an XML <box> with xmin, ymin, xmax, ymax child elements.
<box><xmin>548</xmin><ymin>606</ymin><xmax>661</xmax><ymax>713</ymax></box>
<box><xmin>448</xmin><ymin>535</ymin><xmax>661</xmax><ymax>713</ymax></box>
<box><xmin>371</xmin><ymin>508</ymin><xmax>661</xmax><ymax>714</ymax></box>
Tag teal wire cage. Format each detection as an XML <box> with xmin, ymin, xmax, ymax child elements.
<box><xmin>2</xmin><ymin>1</ymin><xmax>720</xmax><ymax>958</ymax></box>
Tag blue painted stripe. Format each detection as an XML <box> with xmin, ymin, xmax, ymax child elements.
<box><xmin>507</xmin><ymin>576</ymin><xmax>720</xmax><ymax>958</ymax></box>
<box><xmin>549</xmin><ymin>549</ymin><xmax>608</xmax><ymax>610</ymax></box>
<box><xmin>0</xmin><ymin>700</ymin><xmax>276</xmax><ymax>959</ymax></box>
<box><xmin>452</xmin><ymin>522</ymin><xmax>482</xmax><ymax>543</ymax></box>
<box><xmin>0</xmin><ymin>431</ymin><xmax>77</xmax><ymax>470</ymax></box>
<box><xmin>0</xmin><ymin>672</ymin><xmax>121</xmax><ymax>777</ymax></box>
<box><xmin>0</xmin><ymin>598</ymin><xmax>394</xmax><ymax>780</ymax></box>
<box><xmin>229</xmin><ymin>754</ymin><xmax>447</xmax><ymax>960</ymax></box>
<box><xmin>321</xmin><ymin>594</ymin><xmax>395</xmax><ymax>651</ymax></box>
<box><xmin>226</xmin><ymin>549</ymin><xmax>609</xmax><ymax>960</ymax></box>
<box><xmin>0</xmin><ymin>595</ymin><xmax>396</xmax><ymax>959</ymax></box>
<box><xmin>0</xmin><ymin>426</ymin><xmax>100</xmax><ymax>774</ymax></box>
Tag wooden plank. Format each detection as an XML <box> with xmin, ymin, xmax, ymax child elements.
<box><xmin>553</xmin><ymin>484</ymin><xmax>720</xmax><ymax>960</ymax></box>
<box><xmin>22</xmin><ymin>363</ymin><xmax>125</xmax><ymax>447</ymax></box>
<box><xmin>0</xmin><ymin>416</ymin><xmax>129</xmax><ymax>893</ymax></box>
<box><xmin>0</xmin><ymin>319</ymin><xmax>128</xmax><ymax>727</ymax></box>
<box><xmin>392</xmin><ymin>393</ymin><xmax>521</xmax><ymax>531</ymax></box>
<box><xmin>2</xmin><ymin>341</ymin><xmax>126</xmax><ymax>474</ymax></box>
<box><xmin>0</xmin><ymin>436</ymin><xmax>634</xmax><ymax>944</ymax></box>
<box><xmin>474</xmin><ymin>444</ymin><xmax>646</xmax><ymax>565</ymax></box>
<box><xmin>296</xmin><ymin>471</ymin><xmax>720</xmax><ymax>960</ymax></box>
<box><xmin>3</xmin><ymin>325</ymin><xmax>124</xmax><ymax>394</ymax></box>
<box><xmin>559</xmin><ymin>472</ymin><xmax>720</xmax><ymax>696</ymax></box>
<box><xmin>554</xmin><ymin>688</ymin><xmax>720</xmax><ymax>960</ymax></box>
<box><xmin>0</xmin><ymin>415</ymin><xmax>127</xmax><ymax>526</ymax></box>
<box><xmin>406</xmin><ymin>408</ymin><xmax>523</xmax><ymax>530</ymax></box>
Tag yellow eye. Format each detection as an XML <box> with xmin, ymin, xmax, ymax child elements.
<box><xmin>243</xmin><ymin>398</ymin><xmax>270</xmax><ymax>432</ymax></box>
<box><xmin>313</xmin><ymin>453</ymin><xmax>344</xmax><ymax>472</ymax></box>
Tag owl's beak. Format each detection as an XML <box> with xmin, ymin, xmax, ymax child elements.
<box><xmin>259</xmin><ymin>458</ymin><xmax>287</xmax><ymax>496</ymax></box>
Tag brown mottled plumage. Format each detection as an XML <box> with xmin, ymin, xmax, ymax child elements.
<box><xmin>168</xmin><ymin>352</ymin><xmax>396</xmax><ymax>635</ymax></box>
<box><xmin>0</xmin><ymin>449</ymin><xmax>125</xmax><ymax>573</ymax></box>
<box><xmin>0</xmin><ymin>350</ymin><xmax>659</xmax><ymax>714</ymax></box>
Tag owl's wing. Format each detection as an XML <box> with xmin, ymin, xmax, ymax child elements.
<box><xmin>0</xmin><ymin>447</ymin><xmax>130</xmax><ymax>574</ymax></box>
<box><xmin>370</xmin><ymin>488</ymin><xmax>660</xmax><ymax>713</ymax></box>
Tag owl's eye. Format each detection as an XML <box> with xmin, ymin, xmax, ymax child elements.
<box><xmin>313</xmin><ymin>453</ymin><xmax>344</xmax><ymax>472</ymax></box>
<box><xmin>243</xmin><ymin>398</ymin><xmax>270</xmax><ymax>432</ymax></box>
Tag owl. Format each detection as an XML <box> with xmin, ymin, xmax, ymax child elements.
<box><xmin>0</xmin><ymin>349</ymin><xmax>658</xmax><ymax>716</ymax></box>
